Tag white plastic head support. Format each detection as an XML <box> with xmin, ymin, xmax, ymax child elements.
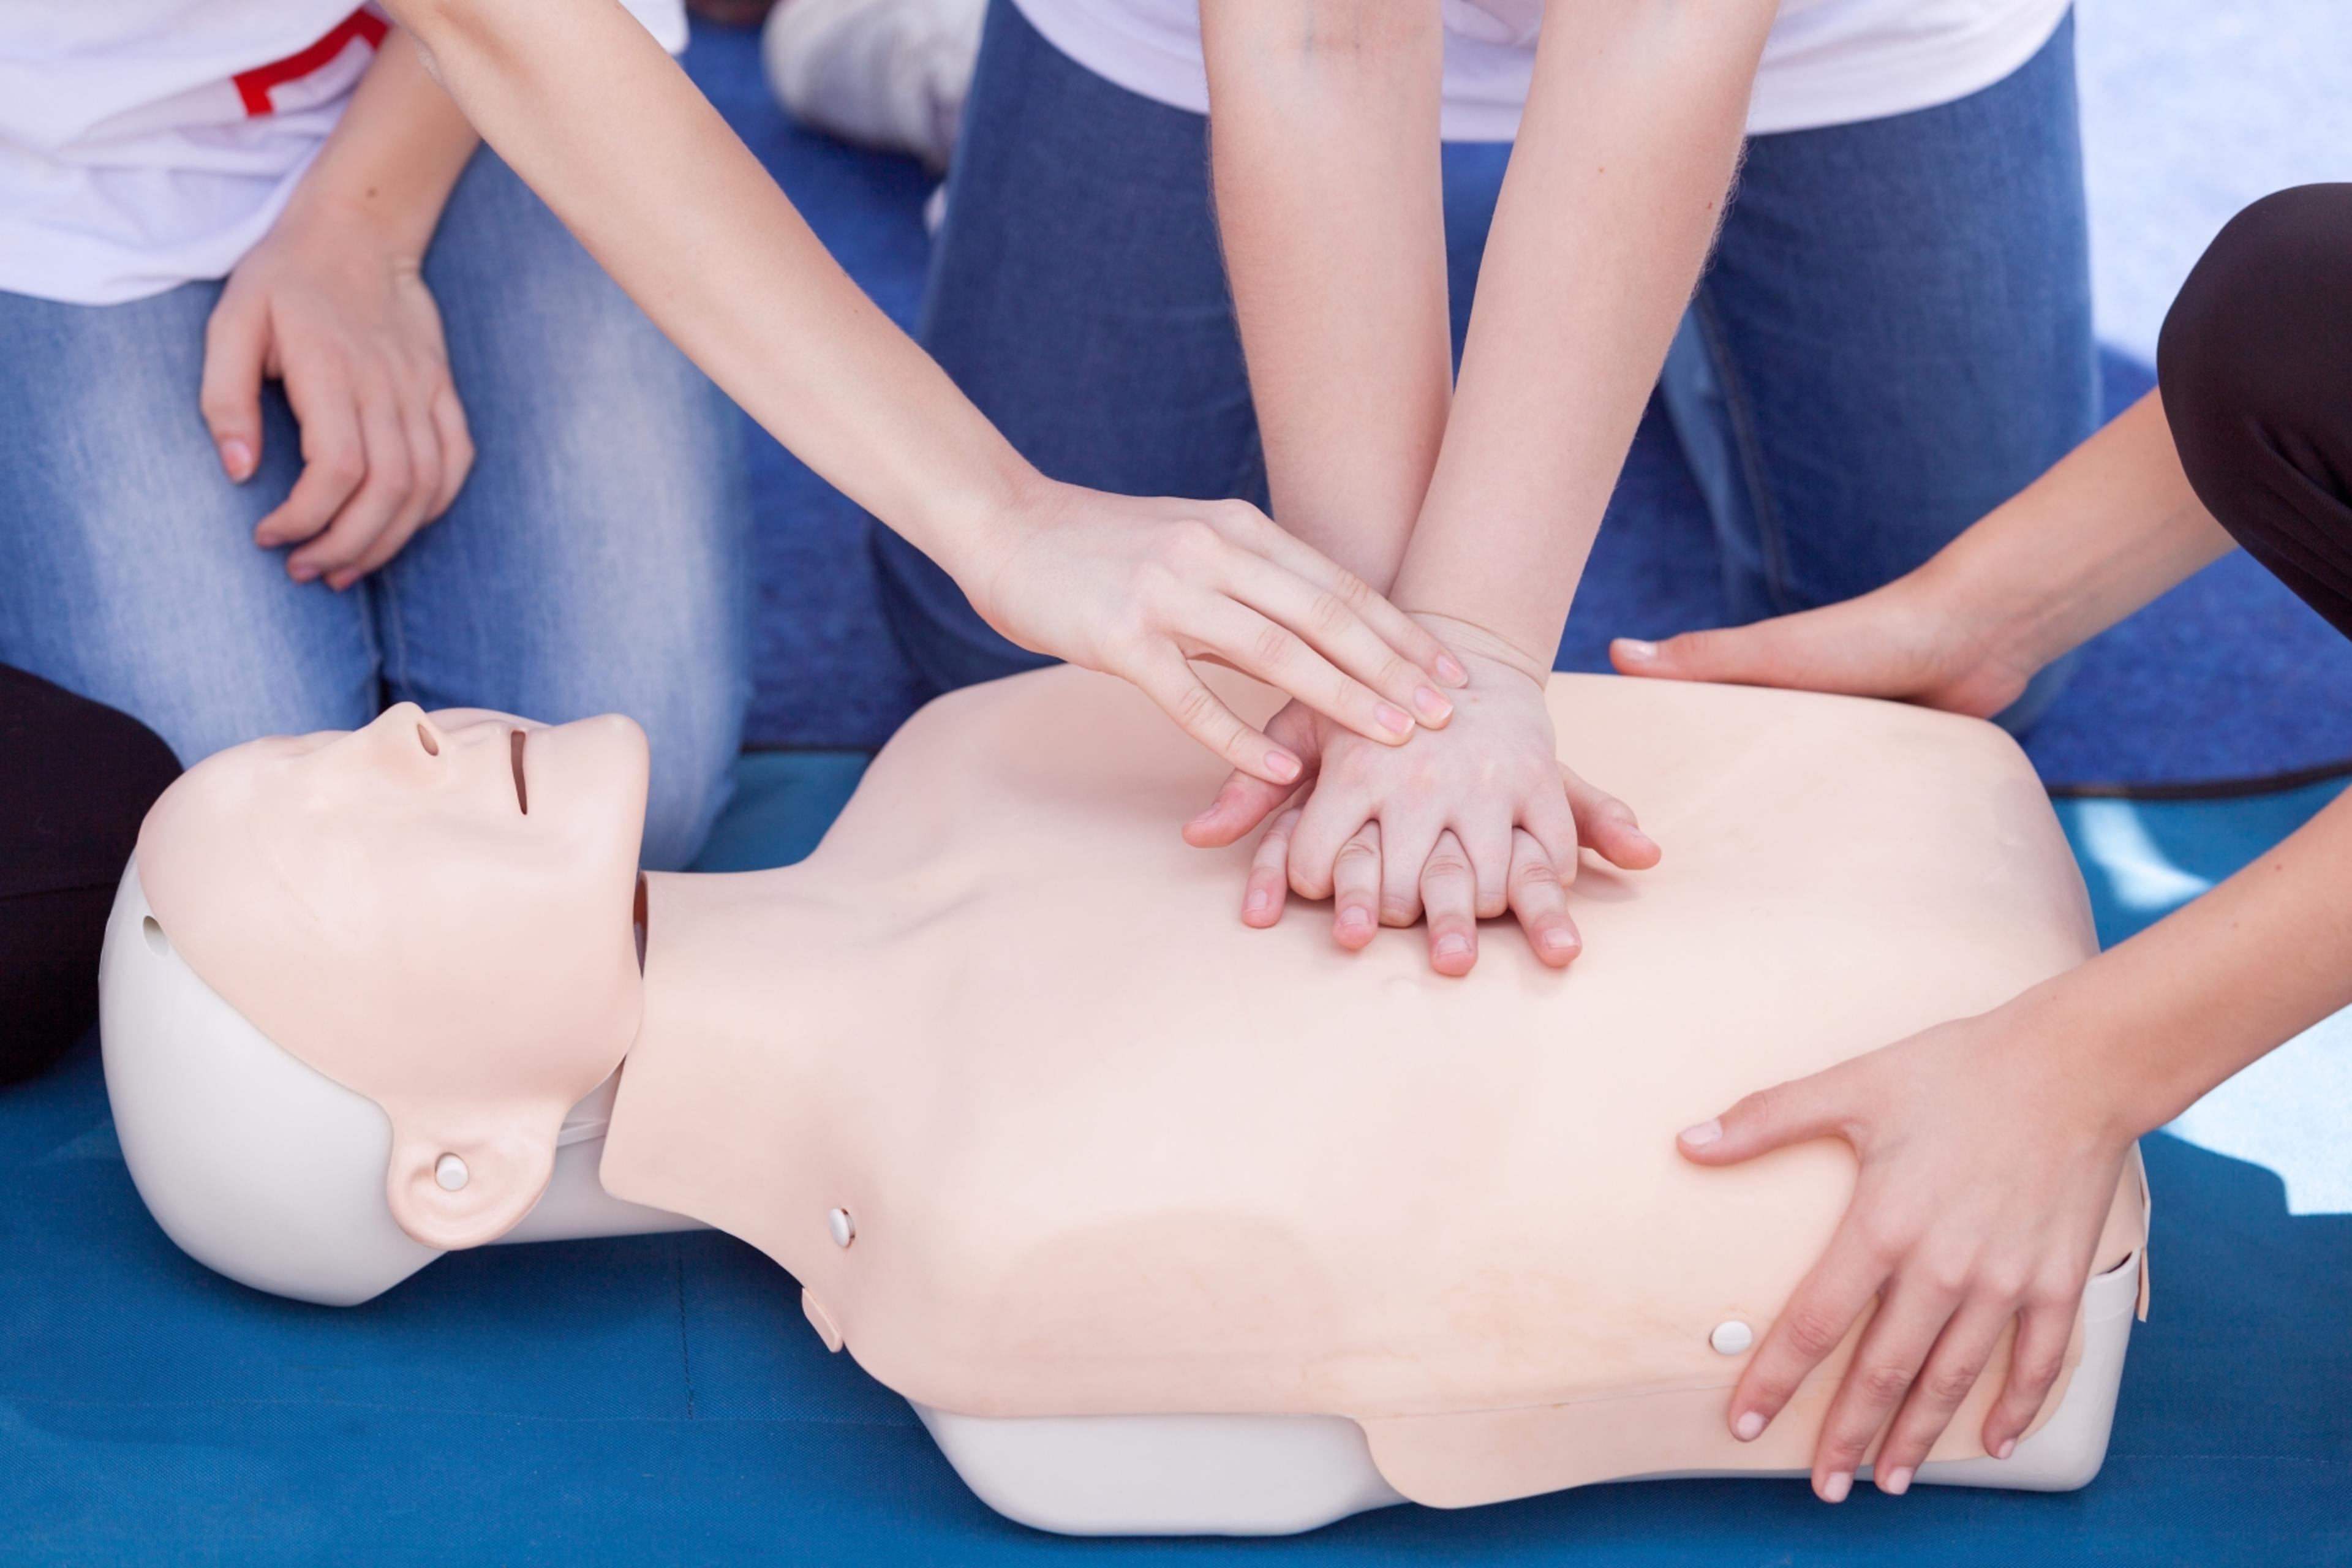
<box><xmin>99</xmin><ymin>863</ymin><xmax>441</xmax><ymax>1305</ymax></box>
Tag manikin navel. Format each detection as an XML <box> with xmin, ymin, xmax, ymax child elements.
<box><xmin>108</xmin><ymin>668</ymin><xmax>2147</xmax><ymax>1534</ymax></box>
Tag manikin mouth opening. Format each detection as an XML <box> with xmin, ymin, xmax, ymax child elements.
<box><xmin>510</xmin><ymin>728</ymin><xmax>529</xmax><ymax>815</ymax></box>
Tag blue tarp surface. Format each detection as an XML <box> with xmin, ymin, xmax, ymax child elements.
<box><xmin>3</xmin><ymin>754</ymin><xmax>2346</xmax><ymax>1566</ymax></box>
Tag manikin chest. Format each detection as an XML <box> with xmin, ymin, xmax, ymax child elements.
<box><xmin>597</xmin><ymin>669</ymin><xmax>2147</xmax><ymax>1512</ymax></box>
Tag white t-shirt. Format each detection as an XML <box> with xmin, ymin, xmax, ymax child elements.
<box><xmin>1010</xmin><ymin>0</ymin><xmax>2071</xmax><ymax>141</ymax></box>
<box><xmin>0</xmin><ymin>0</ymin><xmax>687</xmax><ymax>306</ymax></box>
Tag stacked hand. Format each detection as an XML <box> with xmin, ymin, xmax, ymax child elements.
<box><xmin>969</xmin><ymin>489</ymin><xmax>1472</xmax><ymax>785</ymax></box>
<box><xmin>1185</xmin><ymin>614</ymin><xmax>1659</xmax><ymax>973</ymax></box>
<box><xmin>203</xmin><ymin>207</ymin><xmax>473</xmax><ymax>591</ymax></box>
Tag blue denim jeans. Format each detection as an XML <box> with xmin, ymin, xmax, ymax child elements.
<box><xmin>873</xmin><ymin>1</ymin><xmax>2095</xmax><ymax>723</ymax></box>
<box><xmin>0</xmin><ymin>149</ymin><xmax>752</xmax><ymax>870</ymax></box>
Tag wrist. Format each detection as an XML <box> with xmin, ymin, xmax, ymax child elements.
<box><xmin>1398</xmin><ymin>609</ymin><xmax>1553</xmax><ymax>689</ymax></box>
<box><xmin>271</xmin><ymin>181</ymin><xmax>437</xmax><ymax>270</ymax></box>
<box><xmin>1997</xmin><ymin>971</ymin><xmax>2183</xmax><ymax>1147</ymax></box>
<box><xmin>928</xmin><ymin>456</ymin><xmax>1063</xmax><ymax>608</ymax></box>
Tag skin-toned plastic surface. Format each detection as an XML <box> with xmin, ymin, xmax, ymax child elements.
<box><xmin>120</xmin><ymin>668</ymin><xmax>2144</xmax><ymax>1511</ymax></box>
<box><xmin>135</xmin><ymin>705</ymin><xmax>649</xmax><ymax>1250</ymax></box>
<box><xmin>594</xmin><ymin>667</ymin><xmax>2146</xmax><ymax>1507</ymax></box>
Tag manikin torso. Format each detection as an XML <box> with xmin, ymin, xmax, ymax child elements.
<box><xmin>126</xmin><ymin>668</ymin><xmax>2145</xmax><ymax>1520</ymax></box>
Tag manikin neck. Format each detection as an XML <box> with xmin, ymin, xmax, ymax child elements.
<box><xmin>624</xmin><ymin>864</ymin><xmax>845</xmax><ymax>1060</ymax></box>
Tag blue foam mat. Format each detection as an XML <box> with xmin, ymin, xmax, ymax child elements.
<box><xmin>698</xmin><ymin>24</ymin><xmax>2352</xmax><ymax>787</ymax></box>
<box><xmin>4</xmin><ymin>753</ymin><xmax>2345</xmax><ymax>1565</ymax></box>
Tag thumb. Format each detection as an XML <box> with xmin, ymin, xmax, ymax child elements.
<box><xmin>1677</xmin><ymin>1071</ymin><xmax>1848</xmax><ymax>1167</ymax></box>
<box><xmin>199</xmin><ymin>295</ymin><xmax>269</xmax><ymax>484</ymax></box>
<box><xmin>1184</xmin><ymin>703</ymin><xmax>1318</xmax><ymax>847</ymax></box>
<box><xmin>1610</xmin><ymin>625</ymin><xmax>1782</xmax><ymax>687</ymax></box>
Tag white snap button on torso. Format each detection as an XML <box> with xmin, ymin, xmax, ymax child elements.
<box><xmin>1710</xmin><ymin>1318</ymin><xmax>1754</xmax><ymax>1355</ymax></box>
<box><xmin>827</xmin><ymin>1207</ymin><xmax>856</xmax><ymax>1248</ymax></box>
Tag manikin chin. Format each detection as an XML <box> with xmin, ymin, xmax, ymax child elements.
<box><xmin>99</xmin><ymin>667</ymin><xmax>2149</xmax><ymax>1536</ymax></box>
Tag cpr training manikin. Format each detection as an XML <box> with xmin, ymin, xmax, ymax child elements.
<box><xmin>97</xmin><ymin>667</ymin><xmax>2150</xmax><ymax>1536</ymax></box>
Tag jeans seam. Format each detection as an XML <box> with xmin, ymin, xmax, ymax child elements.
<box><xmin>1691</xmin><ymin>287</ymin><xmax>1796</xmax><ymax>616</ymax></box>
<box><xmin>368</xmin><ymin>571</ymin><xmax>405</xmax><ymax>707</ymax></box>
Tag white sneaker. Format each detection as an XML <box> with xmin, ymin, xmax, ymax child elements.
<box><xmin>762</xmin><ymin>0</ymin><xmax>986</xmax><ymax>172</ymax></box>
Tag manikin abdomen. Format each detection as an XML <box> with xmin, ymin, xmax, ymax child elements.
<box><xmin>598</xmin><ymin>669</ymin><xmax>2147</xmax><ymax>1513</ymax></box>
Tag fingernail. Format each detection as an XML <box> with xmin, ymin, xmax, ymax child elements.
<box><xmin>1374</xmin><ymin>702</ymin><xmax>1414</xmax><ymax>738</ymax></box>
<box><xmin>290</xmin><ymin>563</ymin><xmax>319</xmax><ymax>584</ymax></box>
<box><xmin>1436</xmin><ymin>654</ymin><xmax>1469</xmax><ymax>687</ymax></box>
<box><xmin>1680</xmin><ymin>1118</ymin><xmax>1723</xmax><ymax>1148</ymax></box>
<box><xmin>1266</xmin><ymin>751</ymin><xmax>1301</xmax><ymax>782</ymax></box>
<box><xmin>1733</xmin><ymin>1411</ymin><xmax>1765</xmax><ymax>1442</ymax></box>
<box><xmin>1540</xmin><ymin>928</ymin><xmax>1578</xmax><ymax>952</ymax></box>
<box><xmin>1615</xmin><ymin>638</ymin><xmax>1658</xmax><ymax>662</ymax></box>
<box><xmin>1411</xmin><ymin>686</ymin><xmax>1452</xmax><ymax>723</ymax></box>
<box><xmin>219</xmin><ymin>439</ymin><xmax>253</xmax><ymax>480</ymax></box>
<box><xmin>1880</xmin><ymin>1466</ymin><xmax>1913</xmax><ymax>1496</ymax></box>
<box><xmin>1337</xmin><ymin>907</ymin><xmax>1372</xmax><ymax>933</ymax></box>
<box><xmin>254</xmin><ymin>532</ymin><xmax>281</xmax><ymax>549</ymax></box>
<box><xmin>1821</xmin><ymin>1471</ymin><xmax>1852</xmax><ymax>1504</ymax></box>
<box><xmin>1246</xmin><ymin>888</ymin><xmax>1273</xmax><ymax>914</ymax></box>
<box><xmin>1435</xmin><ymin>933</ymin><xmax>1470</xmax><ymax>958</ymax></box>
<box><xmin>327</xmin><ymin>571</ymin><xmax>355</xmax><ymax>592</ymax></box>
<box><xmin>1995</xmin><ymin>1438</ymin><xmax>2017</xmax><ymax>1461</ymax></box>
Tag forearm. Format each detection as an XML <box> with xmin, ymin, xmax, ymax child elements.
<box><xmin>1392</xmin><ymin>0</ymin><xmax>1774</xmax><ymax>670</ymax></box>
<box><xmin>388</xmin><ymin>0</ymin><xmax>1034</xmax><ymax>580</ymax></box>
<box><xmin>1920</xmin><ymin>390</ymin><xmax>2236</xmax><ymax>671</ymax></box>
<box><xmin>2030</xmin><ymin>782</ymin><xmax>2352</xmax><ymax>1140</ymax></box>
<box><xmin>282</xmin><ymin>29</ymin><xmax>480</xmax><ymax>260</ymax></box>
<box><xmin>1200</xmin><ymin>0</ymin><xmax>1451</xmax><ymax>590</ymax></box>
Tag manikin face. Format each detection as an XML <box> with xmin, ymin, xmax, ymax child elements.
<box><xmin>137</xmin><ymin>704</ymin><xmax>650</xmax><ymax>1250</ymax></box>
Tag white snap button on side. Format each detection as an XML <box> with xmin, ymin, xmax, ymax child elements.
<box><xmin>1710</xmin><ymin>1318</ymin><xmax>1754</xmax><ymax>1355</ymax></box>
<box><xmin>827</xmin><ymin>1207</ymin><xmax>856</xmax><ymax>1248</ymax></box>
<box><xmin>434</xmin><ymin>1153</ymin><xmax>470</xmax><ymax>1192</ymax></box>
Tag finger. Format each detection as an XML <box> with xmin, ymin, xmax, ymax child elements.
<box><xmin>1205</xmin><ymin>501</ymin><xmax>1468</xmax><ymax>687</ymax></box>
<box><xmin>1187</xmin><ymin>598</ymin><xmax>1418</xmax><ymax>750</ymax></box>
<box><xmin>198</xmin><ymin>295</ymin><xmax>268</xmax><ymax>483</ymax></box>
<box><xmin>289</xmin><ymin>390</ymin><xmax>412</xmax><ymax>589</ymax></box>
<box><xmin>1217</xmin><ymin>549</ymin><xmax>1459</xmax><ymax>729</ymax></box>
<box><xmin>1459</xmin><ymin>817</ymin><xmax>1513</xmax><ymax>920</ymax></box>
<box><xmin>1808</xmin><ymin>1276</ymin><xmax>1962</xmax><ymax>1504</ymax></box>
<box><xmin>425</xmin><ymin>383</ymin><xmax>473</xmax><ymax>520</ymax></box>
<box><xmin>1560</xmin><ymin>763</ymin><xmax>1660</xmax><ymax>870</ymax></box>
<box><xmin>1420</xmin><ymin>829</ymin><xmax>1479</xmax><ymax>976</ymax></box>
<box><xmin>1507</xmin><ymin>829</ymin><xmax>1581</xmax><ymax>966</ymax></box>
<box><xmin>1242</xmin><ymin>808</ymin><xmax>1302</xmax><ymax>929</ymax></box>
<box><xmin>1872</xmin><ymin>1299</ymin><xmax>2013</xmax><ymax>1494</ymax></box>
<box><xmin>1284</xmin><ymin>785</ymin><xmax>1371</xmax><ymax>902</ymax></box>
<box><xmin>1376</xmin><ymin>816</ymin><xmax>1440</xmax><ymax>929</ymax></box>
<box><xmin>1610</xmin><ymin>604</ymin><xmax>1881</xmax><ymax>698</ymax></box>
<box><xmin>1725</xmin><ymin>1225</ymin><xmax>1885</xmax><ymax>1447</ymax></box>
<box><xmin>1128</xmin><ymin>654</ymin><xmax>1306</xmax><ymax>787</ymax></box>
<box><xmin>1611</xmin><ymin>625</ymin><xmax>1793</xmax><ymax>685</ymax></box>
<box><xmin>1981</xmin><ymin>1287</ymin><xmax>2082</xmax><ymax>1460</ymax></box>
<box><xmin>1518</xmin><ymin>783</ymin><xmax>1583</xmax><ymax>886</ymax></box>
<box><xmin>1675</xmin><ymin>1064</ymin><xmax>1852</xmax><ymax>1167</ymax></box>
<box><xmin>254</xmin><ymin>360</ymin><xmax>366</xmax><ymax>556</ymax></box>
<box><xmin>1330</xmin><ymin>822</ymin><xmax>1382</xmax><ymax>951</ymax></box>
<box><xmin>333</xmin><ymin>396</ymin><xmax>445</xmax><ymax>588</ymax></box>
<box><xmin>1186</xmin><ymin>706</ymin><xmax>1317</xmax><ymax>848</ymax></box>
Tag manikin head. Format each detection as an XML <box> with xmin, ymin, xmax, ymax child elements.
<box><xmin>132</xmin><ymin>705</ymin><xmax>650</xmax><ymax>1250</ymax></box>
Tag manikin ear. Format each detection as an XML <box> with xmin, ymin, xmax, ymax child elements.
<box><xmin>384</xmin><ymin>1115</ymin><xmax>565</xmax><ymax>1251</ymax></box>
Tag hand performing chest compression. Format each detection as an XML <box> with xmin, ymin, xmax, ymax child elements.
<box><xmin>1184</xmin><ymin>614</ymin><xmax>1659</xmax><ymax>974</ymax></box>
